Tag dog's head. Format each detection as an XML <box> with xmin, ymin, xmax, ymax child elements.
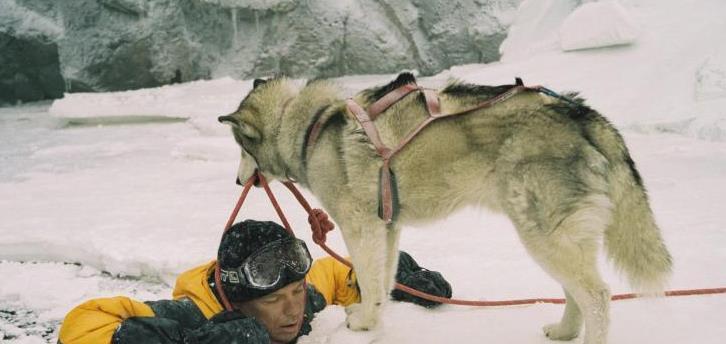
<box><xmin>218</xmin><ymin>78</ymin><xmax>298</xmax><ymax>185</ymax></box>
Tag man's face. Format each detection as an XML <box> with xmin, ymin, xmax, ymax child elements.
<box><xmin>237</xmin><ymin>280</ymin><xmax>307</xmax><ymax>344</ymax></box>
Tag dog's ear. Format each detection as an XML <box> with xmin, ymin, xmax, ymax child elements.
<box><xmin>218</xmin><ymin>114</ymin><xmax>240</xmax><ymax>128</ymax></box>
<box><xmin>395</xmin><ymin>72</ymin><xmax>416</xmax><ymax>85</ymax></box>
<box><xmin>253</xmin><ymin>78</ymin><xmax>267</xmax><ymax>89</ymax></box>
<box><xmin>218</xmin><ymin>115</ymin><xmax>261</xmax><ymax>140</ymax></box>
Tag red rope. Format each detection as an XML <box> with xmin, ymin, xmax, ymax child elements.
<box><xmin>215</xmin><ymin>173</ymin><xmax>303</xmax><ymax>311</ymax></box>
<box><xmin>222</xmin><ymin>173</ymin><xmax>726</xmax><ymax>307</ymax></box>
<box><xmin>258</xmin><ymin>173</ymin><xmax>294</xmax><ymax>235</ymax></box>
<box><xmin>223</xmin><ymin>174</ymin><xmax>256</xmax><ymax>231</ymax></box>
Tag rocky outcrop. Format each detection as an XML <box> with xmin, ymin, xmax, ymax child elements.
<box><xmin>0</xmin><ymin>0</ymin><xmax>520</xmax><ymax>103</ymax></box>
<box><xmin>0</xmin><ymin>0</ymin><xmax>65</xmax><ymax>104</ymax></box>
<box><xmin>0</xmin><ymin>33</ymin><xmax>64</xmax><ymax>104</ymax></box>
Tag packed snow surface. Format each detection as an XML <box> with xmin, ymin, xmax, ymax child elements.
<box><xmin>2</xmin><ymin>0</ymin><xmax>725</xmax><ymax>342</ymax></box>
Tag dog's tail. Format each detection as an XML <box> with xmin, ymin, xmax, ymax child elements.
<box><xmin>552</xmin><ymin>96</ymin><xmax>672</xmax><ymax>292</ymax></box>
<box><xmin>585</xmin><ymin>117</ymin><xmax>673</xmax><ymax>293</ymax></box>
<box><xmin>604</xmin><ymin>159</ymin><xmax>672</xmax><ymax>293</ymax></box>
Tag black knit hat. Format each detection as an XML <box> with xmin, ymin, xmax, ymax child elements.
<box><xmin>217</xmin><ymin>220</ymin><xmax>303</xmax><ymax>303</ymax></box>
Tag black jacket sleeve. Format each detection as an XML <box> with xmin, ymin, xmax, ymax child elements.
<box><xmin>112</xmin><ymin>299</ymin><xmax>269</xmax><ymax>344</ymax></box>
<box><xmin>112</xmin><ymin>316</ymin><xmax>192</xmax><ymax>344</ymax></box>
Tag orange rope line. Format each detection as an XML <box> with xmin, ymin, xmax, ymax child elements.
<box><xmin>222</xmin><ymin>175</ymin><xmax>726</xmax><ymax>307</ymax></box>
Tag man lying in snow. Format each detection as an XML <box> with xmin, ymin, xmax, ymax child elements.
<box><xmin>58</xmin><ymin>218</ymin><xmax>452</xmax><ymax>344</ymax></box>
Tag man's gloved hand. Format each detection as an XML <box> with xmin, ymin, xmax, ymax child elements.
<box><xmin>391</xmin><ymin>251</ymin><xmax>453</xmax><ymax>308</ymax></box>
<box><xmin>188</xmin><ymin>311</ymin><xmax>270</xmax><ymax>344</ymax></box>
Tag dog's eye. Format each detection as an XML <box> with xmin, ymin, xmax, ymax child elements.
<box><xmin>231</xmin><ymin>122</ymin><xmax>261</xmax><ymax>144</ymax></box>
<box><xmin>232</xmin><ymin>131</ymin><xmax>246</xmax><ymax>146</ymax></box>
<box><xmin>238</xmin><ymin>122</ymin><xmax>261</xmax><ymax>141</ymax></box>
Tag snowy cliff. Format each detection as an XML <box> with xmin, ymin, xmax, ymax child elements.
<box><xmin>0</xmin><ymin>0</ymin><xmax>521</xmax><ymax>104</ymax></box>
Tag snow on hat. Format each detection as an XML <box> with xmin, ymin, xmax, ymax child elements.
<box><xmin>217</xmin><ymin>220</ymin><xmax>301</xmax><ymax>303</ymax></box>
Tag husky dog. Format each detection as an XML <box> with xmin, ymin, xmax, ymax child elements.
<box><xmin>219</xmin><ymin>73</ymin><xmax>672</xmax><ymax>344</ymax></box>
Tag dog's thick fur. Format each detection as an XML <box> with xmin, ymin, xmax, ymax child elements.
<box><xmin>219</xmin><ymin>73</ymin><xmax>672</xmax><ymax>344</ymax></box>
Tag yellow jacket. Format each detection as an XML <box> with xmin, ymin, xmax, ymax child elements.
<box><xmin>59</xmin><ymin>257</ymin><xmax>358</xmax><ymax>344</ymax></box>
<box><xmin>305</xmin><ymin>256</ymin><xmax>360</xmax><ymax>306</ymax></box>
<box><xmin>171</xmin><ymin>261</ymin><xmax>224</xmax><ymax>318</ymax></box>
<box><xmin>58</xmin><ymin>296</ymin><xmax>156</xmax><ymax>344</ymax></box>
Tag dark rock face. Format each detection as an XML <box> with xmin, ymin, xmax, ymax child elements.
<box><xmin>55</xmin><ymin>0</ymin><xmax>213</xmax><ymax>92</ymax></box>
<box><xmin>0</xmin><ymin>33</ymin><xmax>64</xmax><ymax>105</ymax></box>
<box><xmin>0</xmin><ymin>0</ymin><xmax>520</xmax><ymax>103</ymax></box>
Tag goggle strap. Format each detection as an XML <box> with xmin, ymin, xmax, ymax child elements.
<box><xmin>214</xmin><ymin>263</ymin><xmax>235</xmax><ymax>311</ymax></box>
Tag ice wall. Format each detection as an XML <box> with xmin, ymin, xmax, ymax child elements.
<box><xmin>0</xmin><ymin>0</ymin><xmax>521</xmax><ymax>103</ymax></box>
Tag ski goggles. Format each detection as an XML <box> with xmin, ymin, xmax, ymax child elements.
<box><xmin>220</xmin><ymin>238</ymin><xmax>312</xmax><ymax>289</ymax></box>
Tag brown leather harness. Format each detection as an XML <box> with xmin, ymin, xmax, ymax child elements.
<box><xmin>305</xmin><ymin>78</ymin><xmax>556</xmax><ymax>224</ymax></box>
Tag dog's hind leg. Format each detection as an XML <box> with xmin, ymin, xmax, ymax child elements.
<box><xmin>544</xmin><ymin>288</ymin><xmax>582</xmax><ymax>340</ymax></box>
<box><xmin>547</xmin><ymin>252</ymin><xmax>610</xmax><ymax>344</ymax></box>
<box><xmin>513</xmin><ymin>201</ymin><xmax>611</xmax><ymax>344</ymax></box>
<box><xmin>501</xmin><ymin>161</ymin><xmax>612</xmax><ymax>344</ymax></box>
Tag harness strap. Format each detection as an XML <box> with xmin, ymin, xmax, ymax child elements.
<box><xmin>306</xmin><ymin>80</ymin><xmax>587</xmax><ymax>224</ymax></box>
<box><xmin>422</xmin><ymin>89</ymin><xmax>441</xmax><ymax>117</ymax></box>
<box><xmin>346</xmin><ymin>99</ymin><xmax>392</xmax><ymax>157</ymax></box>
<box><xmin>345</xmin><ymin>85</ymin><xmax>444</xmax><ymax>223</ymax></box>
<box><xmin>443</xmin><ymin>85</ymin><xmax>528</xmax><ymax>117</ymax></box>
<box><xmin>303</xmin><ymin>84</ymin><xmax>427</xmax><ymax>217</ymax></box>
<box><xmin>368</xmin><ymin>83</ymin><xmax>420</xmax><ymax>120</ymax></box>
<box><xmin>306</xmin><ymin>83</ymin><xmax>424</xmax><ymax>162</ymax></box>
<box><xmin>378</xmin><ymin>158</ymin><xmax>396</xmax><ymax>222</ymax></box>
<box><xmin>344</xmin><ymin>80</ymin><xmax>559</xmax><ymax>223</ymax></box>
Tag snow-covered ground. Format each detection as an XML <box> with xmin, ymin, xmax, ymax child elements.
<box><xmin>2</xmin><ymin>0</ymin><xmax>726</xmax><ymax>342</ymax></box>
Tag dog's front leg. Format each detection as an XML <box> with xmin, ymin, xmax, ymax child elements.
<box><xmin>340</xmin><ymin>219</ymin><xmax>388</xmax><ymax>331</ymax></box>
<box><xmin>383</xmin><ymin>223</ymin><xmax>402</xmax><ymax>292</ymax></box>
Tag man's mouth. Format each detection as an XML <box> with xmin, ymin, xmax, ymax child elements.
<box><xmin>280</xmin><ymin>320</ymin><xmax>300</xmax><ymax>333</ymax></box>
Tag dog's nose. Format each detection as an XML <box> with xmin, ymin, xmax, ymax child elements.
<box><xmin>218</xmin><ymin>115</ymin><xmax>235</xmax><ymax>124</ymax></box>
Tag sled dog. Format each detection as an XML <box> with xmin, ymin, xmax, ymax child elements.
<box><xmin>219</xmin><ymin>73</ymin><xmax>672</xmax><ymax>344</ymax></box>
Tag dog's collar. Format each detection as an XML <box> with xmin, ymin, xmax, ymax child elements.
<box><xmin>280</xmin><ymin>97</ymin><xmax>294</xmax><ymax>118</ymax></box>
<box><xmin>302</xmin><ymin>105</ymin><xmax>332</xmax><ymax>164</ymax></box>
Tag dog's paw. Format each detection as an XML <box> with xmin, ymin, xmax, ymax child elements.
<box><xmin>543</xmin><ymin>322</ymin><xmax>580</xmax><ymax>341</ymax></box>
<box><xmin>345</xmin><ymin>304</ymin><xmax>378</xmax><ymax>331</ymax></box>
<box><xmin>344</xmin><ymin>303</ymin><xmax>359</xmax><ymax>315</ymax></box>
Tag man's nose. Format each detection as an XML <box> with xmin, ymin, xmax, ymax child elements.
<box><xmin>283</xmin><ymin>296</ymin><xmax>303</xmax><ymax>316</ymax></box>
